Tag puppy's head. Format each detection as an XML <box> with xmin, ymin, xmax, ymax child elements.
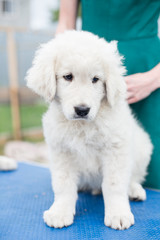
<box><xmin>26</xmin><ymin>31</ymin><xmax>126</xmax><ymax>121</ymax></box>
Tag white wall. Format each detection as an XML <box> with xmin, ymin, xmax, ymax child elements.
<box><xmin>0</xmin><ymin>0</ymin><xmax>30</xmax><ymax>28</ymax></box>
<box><xmin>30</xmin><ymin>0</ymin><xmax>59</xmax><ymax>30</ymax></box>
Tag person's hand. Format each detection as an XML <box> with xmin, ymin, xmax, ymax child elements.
<box><xmin>125</xmin><ymin>72</ymin><xmax>155</xmax><ymax>104</ymax></box>
<box><xmin>125</xmin><ymin>63</ymin><xmax>160</xmax><ymax>104</ymax></box>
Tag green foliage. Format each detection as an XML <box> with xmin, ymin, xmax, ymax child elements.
<box><xmin>51</xmin><ymin>9</ymin><xmax>59</xmax><ymax>22</ymax></box>
<box><xmin>20</xmin><ymin>104</ymin><xmax>47</xmax><ymax>130</ymax></box>
<box><xmin>0</xmin><ymin>104</ymin><xmax>12</xmax><ymax>134</ymax></box>
<box><xmin>78</xmin><ymin>4</ymin><xmax>82</xmax><ymax>17</ymax></box>
<box><xmin>0</xmin><ymin>104</ymin><xmax>47</xmax><ymax>134</ymax></box>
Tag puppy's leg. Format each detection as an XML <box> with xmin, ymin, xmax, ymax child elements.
<box><xmin>91</xmin><ymin>189</ymin><xmax>101</xmax><ymax>195</ymax></box>
<box><xmin>129</xmin><ymin>182</ymin><xmax>146</xmax><ymax>201</ymax></box>
<box><xmin>102</xmin><ymin>148</ymin><xmax>134</xmax><ymax>230</ymax></box>
<box><xmin>43</xmin><ymin>150</ymin><xmax>78</xmax><ymax>228</ymax></box>
<box><xmin>129</xmin><ymin>126</ymin><xmax>153</xmax><ymax>201</ymax></box>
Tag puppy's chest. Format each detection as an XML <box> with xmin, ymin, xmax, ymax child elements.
<box><xmin>44</xmin><ymin>112</ymin><xmax>109</xmax><ymax>157</ymax></box>
<box><xmin>62</xmin><ymin>123</ymin><xmax>107</xmax><ymax>156</ymax></box>
<box><xmin>65</xmin><ymin>125</ymin><xmax>106</xmax><ymax>173</ymax></box>
<box><xmin>45</xmin><ymin>117</ymin><xmax>109</xmax><ymax>174</ymax></box>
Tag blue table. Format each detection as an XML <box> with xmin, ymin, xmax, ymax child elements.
<box><xmin>0</xmin><ymin>163</ymin><xmax>160</xmax><ymax>240</ymax></box>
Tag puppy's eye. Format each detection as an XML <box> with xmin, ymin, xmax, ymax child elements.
<box><xmin>63</xmin><ymin>74</ymin><xmax>73</xmax><ymax>81</ymax></box>
<box><xmin>92</xmin><ymin>77</ymin><xmax>99</xmax><ymax>83</ymax></box>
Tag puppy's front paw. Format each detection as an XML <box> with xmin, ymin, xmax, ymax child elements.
<box><xmin>43</xmin><ymin>205</ymin><xmax>74</xmax><ymax>228</ymax></box>
<box><xmin>104</xmin><ymin>211</ymin><xmax>134</xmax><ymax>230</ymax></box>
<box><xmin>129</xmin><ymin>183</ymin><xmax>146</xmax><ymax>201</ymax></box>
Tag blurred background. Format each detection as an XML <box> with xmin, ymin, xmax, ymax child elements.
<box><xmin>0</xmin><ymin>0</ymin><xmax>81</xmax><ymax>163</ymax></box>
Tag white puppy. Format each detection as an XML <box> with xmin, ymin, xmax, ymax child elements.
<box><xmin>26</xmin><ymin>31</ymin><xmax>153</xmax><ymax>230</ymax></box>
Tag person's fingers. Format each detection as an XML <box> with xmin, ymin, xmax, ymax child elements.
<box><xmin>127</xmin><ymin>97</ymin><xmax>137</xmax><ymax>104</ymax></box>
<box><xmin>126</xmin><ymin>84</ymin><xmax>134</xmax><ymax>91</ymax></box>
<box><xmin>126</xmin><ymin>91</ymin><xmax>134</xmax><ymax>99</ymax></box>
<box><xmin>124</xmin><ymin>77</ymin><xmax>131</xmax><ymax>84</ymax></box>
<box><xmin>124</xmin><ymin>75</ymin><xmax>135</xmax><ymax>83</ymax></box>
<box><xmin>125</xmin><ymin>78</ymin><xmax>135</xmax><ymax>91</ymax></box>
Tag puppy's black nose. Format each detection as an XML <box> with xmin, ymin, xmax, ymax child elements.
<box><xmin>74</xmin><ymin>105</ymin><xmax>90</xmax><ymax>117</ymax></box>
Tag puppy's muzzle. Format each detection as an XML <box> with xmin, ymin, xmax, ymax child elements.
<box><xmin>74</xmin><ymin>105</ymin><xmax>90</xmax><ymax>118</ymax></box>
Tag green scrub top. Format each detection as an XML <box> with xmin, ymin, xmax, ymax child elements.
<box><xmin>81</xmin><ymin>0</ymin><xmax>160</xmax><ymax>189</ymax></box>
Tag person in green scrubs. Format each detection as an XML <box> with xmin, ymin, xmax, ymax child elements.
<box><xmin>56</xmin><ymin>0</ymin><xmax>160</xmax><ymax>189</ymax></box>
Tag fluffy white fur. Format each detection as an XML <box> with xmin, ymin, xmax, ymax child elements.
<box><xmin>26</xmin><ymin>31</ymin><xmax>153</xmax><ymax>230</ymax></box>
<box><xmin>0</xmin><ymin>156</ymin><xmax>17</xmax><ymax>170</ymax></box>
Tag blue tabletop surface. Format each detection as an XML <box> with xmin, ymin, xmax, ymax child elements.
<box><xmin>0</xmin><ymin>162</ymin><xmax>160</xmax><ymax>240</ymax></box>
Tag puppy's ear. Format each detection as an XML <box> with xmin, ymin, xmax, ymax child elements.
<box><xmin>103</xmin><ymin>41</ymin><xmax>127</xmax><ymax>107</ymax></box>
<box><xmin>26</xmin><ymin>39</ymin><xmax>57</xmax><ymax>102</ymax></box>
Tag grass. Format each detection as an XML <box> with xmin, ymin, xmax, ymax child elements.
<box><xmin>0</xmin><ymin>103</ymin><xmax>47</xmax><ymax>134</ymax></box>
<box><xmin>20</xmin><ymin>104</ymin><xmax>47</xmax><ymax>130</ymax></box>
<box><xmin>0</xmin><ymin>145</ymin><xmax>4</xmax><ymax>155</ymax></box>
<box><xmin>0</xmin><ymin>104</ymin><xmax>12</xmax><ymax>134</ymax></box>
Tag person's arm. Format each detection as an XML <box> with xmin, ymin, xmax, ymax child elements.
<box><xmin>56</xmin><ymin>0</ymin><xmax>79</xmax><ymax>35</ymax></box>
<box><xmin>125</xmin><ymin>63</ymin><xmax>160</xmax><ymax>104</ymax></box>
